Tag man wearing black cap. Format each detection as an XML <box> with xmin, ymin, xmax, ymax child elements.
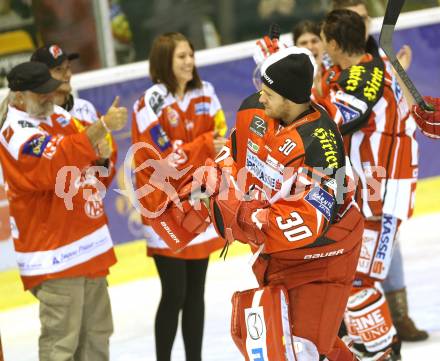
<box><xmin>31</xmin><ymin>43</ymin><xmax>113</xmax><ymax>173</ymax></box>
<box><xmin>0</xmin><ymin>61</ymin><xmax>127</xmax><ymax>361</ymax></box>
<box><xmin>160</xmin><ymin>47</ymin><xmax>363</xmax><ymax>360</ymax></box>
<box><xmin>31</xmin><ymin>44</ymin><xmax>100</xmax><ymax>124</ymax></box>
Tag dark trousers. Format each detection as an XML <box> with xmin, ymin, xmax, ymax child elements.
<box><xmin>153</xmin><ymin>255</ymin><xmax>209</xmax><ymax>361</ymax></box>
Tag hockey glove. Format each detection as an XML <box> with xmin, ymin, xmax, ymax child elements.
<box><xmin>210</xmin><ymin>176</ymin><xmax>270</xmax><ymax>248</ymax></box>
<box><xmin>253</xmin><ymin>35</ymin><xmax>280</xmax><ymax>65</ymax></box>
<box><xmin>412</xmin><ymin>96</ymin><xmax>440</xmax><ymax>139</ymax></box>
<box><xmin>149</xmin><ymin>158</ymin><xmax>223</xmax><ymax>251</ymax></box>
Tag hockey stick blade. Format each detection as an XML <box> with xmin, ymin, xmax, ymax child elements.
<box><xmin>379</xmin><ymin>0</ymin><xmax>433</xmax><ymax>110</ymax></box>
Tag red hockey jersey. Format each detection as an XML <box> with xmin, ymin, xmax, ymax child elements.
<box><xmin>215</xmin><ymin>92</ymin><xmax>356</xmax><ymax>254</ymax></box>
<box><xmin>316</xmin><ymin>53</ymin><xmax>418</xmax><ymax>221</ymax></box>
<box><xmin>0</xmin><ymin>105</ymin><xmax>117</xmax><ymax>290</ymax></box>
<box><xmin>132</xmin><ymin>81</ymin><xmax>226</xmax><ymax>258</ymax></box>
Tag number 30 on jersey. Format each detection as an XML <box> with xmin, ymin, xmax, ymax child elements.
<box><xmin>276</xmin><ymin>211</ymin><xmax>312</xmax><ymax>242</ymax></box>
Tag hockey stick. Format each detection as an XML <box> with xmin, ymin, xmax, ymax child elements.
<box><xmin>379</xmin><ymin>0</ymin><xmax>433</xmax><ymax>110</ymax></box>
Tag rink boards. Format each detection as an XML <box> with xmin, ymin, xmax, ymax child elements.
<box><xmin>0</xmin><ymin>8</ymin><xmax>440</xmax><ymax>310</ymax></box>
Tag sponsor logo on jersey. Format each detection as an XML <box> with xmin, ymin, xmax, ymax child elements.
<box><xmin>22</xmin><ymin>135</ymin><xmax>52</xmax><ymax>157</ymax></box>
<box><xmin>376</xmin><ymin>214</ymin><xmax>397</xmax><ymax>260</ymax></box>
<box><xmin>149</xmin><ymin>91</ymin><xmax>164</xmax><ymax>115</ymax></box>
<box><xmin>247</xmin><ymin>139</ymin><xmax>260</xmax><ymax>153</ymax></box>
<box><xmin>311</xmin><ymin>128</ymin><xmax>339</xmax><ymax>168</ymax></box>
<box><xmin>344</xmin><ymin>64</ymin><xmax>384</xmax><ymax>102</ymax></box>
<box><xmin>250</xmin><ymin>116</ymin><xmax>267</xmax><ymax>137</ymax></box>
<box><xmin>194</xmin><ymin>102</ymin><xmax>210</xmax><ymax>115</ymax></box>
<box><xmin>246</xmin><ymin>150</ymin><xmax>283</xmax><ymax>190</ymax></box>
<box><xmin>266</xmin><ymin>154</ymin><xmax>284</xmax><ymax>173</ymax></box>
<box><xmin>166</xmin><ymin>106</ymin><xmax>179</xmax><ymax>127</ymax></box>
<box><xmin>304</xmin><ymin>186</ymin><xmax>335</xmax><ymax>220</ymax></box>
<box><xmin>334</xmin><ymin>101</ymin><xmax>360</xmax><ymax>124</ymax></box>
<box><xmin>364</xmin><ymin>67</ymin><xmax>384</xmax><ymax>102</ymax></box>
<box><xmin>357</xmin><ymin>229</ymin><xmax>378</xmax><ymax>275</ymax></box>
<box><xmin>335</xmin><ymin>90</ymin><xmax>368</xmax><ymax>112</ymax></box>
<box><xmin>17</xmin><ymin>120</ymin><xmax>35</xmax><ymax>128</ymax></box>
<box><xmin>149</xmin><ymin>124</ymin><xmax>171</xmax><ymax>151</ymax></box>
<box><xmin>84</xmin><ymin>194</ymin><xmax>104</xmax><ymax>219</ymax></box>
<box><xmin>304</xmin><ymin>248</ymin><xmax>344</xmax><ymax>259</ymax></box>
<box><xmin>346</xmin><ymin>65</ymin><xmax>366</xmax><ymax>92</ymax></box>
<box><xmin>54</xmin><ymin>115</ymin><xmax>70</xmax><ymax>127</ymax></box>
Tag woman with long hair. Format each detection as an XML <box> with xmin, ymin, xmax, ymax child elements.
<box><xmin>131</xmin><ymin>32</ymin><xmax>227</xmax><ymax>361</ymax></box>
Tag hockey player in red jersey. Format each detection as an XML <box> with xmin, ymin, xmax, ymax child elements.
<box><xmin>315</xmin><ymin>9</ymin><xmax>421</xmax><ymax>360</ymax></box>
<box><xmin>153</xmin><ymin>47</ymin><xmax>364</xmax><ymax>360</ymax></box>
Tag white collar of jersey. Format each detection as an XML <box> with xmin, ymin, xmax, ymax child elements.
<box><xmin>8</xmin><ymin>105</ymin><xmax>53</xmax><ymax>127</ymax></box>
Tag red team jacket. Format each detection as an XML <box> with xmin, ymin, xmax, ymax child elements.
<box><xmin>0</xmin><ymin>105</ymin><xmax>117</xmax><ymax>290</ymax></box>
<box><xmin>132</xmin><ymin>81</ymin><xmax>227</xmax><ymax>258</ymax></box>
<box><xmin>316</xmin><ymin>53</ymin><xmax>418</xmax><ymax>221</ymax></box>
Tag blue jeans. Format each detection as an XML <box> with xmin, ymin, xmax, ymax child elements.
<box><xmin>383</xmin><ymin>241</ymin><xmax>406</xmax><ymax>292</ymax></box>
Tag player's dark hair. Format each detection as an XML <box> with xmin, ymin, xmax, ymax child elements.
<box><xmin>292</xmin><ymin>20</ymin><xmax>321</xmax><ymax>44</ymax></box>
<box><xmin>149</xmin><ymin>32</ymin><xmax>202</xmax><ymax>95</ymax></box>
<box><xmin>322</xmin><ymin>9</ymin><xmax>366</xmax><ymax>56</ymax></box>
<box><xmin>331</xmin><ymin>0</ymin><xmax>367</xmax><ymax>9</ymax></box>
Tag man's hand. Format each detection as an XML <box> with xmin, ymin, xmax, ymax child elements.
<box><xmin>253</xmin><ymin>36</ymin><xmax>280</xmax><ymax>65</ymax></box>
<box><xmin>213</xmin><ymin>136</ymin><xmax>227</xmax><ymax>154</ymax></box>
<box><xmin>96</xmin><ymin>137</ymin><xmax>112</xmax><ymax>159</ymax></box>
<box><xmin>396</xmin><ymin>45</ymin><xmax>412</xmax><ymax>71</ymax></box>
<box><xmin>412</xmin><ymin>96</ymin><xmax>440</xmax><ymax>138</ymax></box>
<box><xmin>102</xmin><ymin>96</ymin><xmax>128</xmax><ymax>131</ymax></box>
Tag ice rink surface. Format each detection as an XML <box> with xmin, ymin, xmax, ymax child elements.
<box><xmin>1</xmin><ymin>213</ymin><xmax>439</xmax><ymax>360</ymax></box>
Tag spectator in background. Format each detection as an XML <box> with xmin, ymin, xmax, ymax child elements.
<box><xmin>330</xmin><ymin>0</ymin><xmax>428</xmax><ymax>343</ymax></box>
<box><xmin>292</xmin><ymin>20</ymin><xmax>324</xmax><ymax>67</ymax></box>
<box><xmin>119</xmin><ymin>0</ymin><xmax>215</xmax><ymax>61</ymax></box>
<box><xmin>131</xmin><ymin>32</ymin><xmax>227</xmax><ymax>361</ymax></box>
<box><xmin>0</xmin><ymin>61</ymin><xmax>127</xmax><ymax>361</ymax></box>
<box><xmin>31</xmin><ymin>0</ymin><xmax>101</xmax><ymax>71</ymax></box>
<box><xmin>292</xmin><ymin>20</ymin><xmax>329</xmax><ymax>95</ymax></box>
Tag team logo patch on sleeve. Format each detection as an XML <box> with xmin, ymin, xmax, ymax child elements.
<box><xmin>305</xmin><ymin>186</ymin><xmax>335</xmax><ymax>220</ymax></box>
<box><xmin>22</xmin><ymin>135</ymin><xmax>52</xmax><ymax>157</ymax></box>
<box><xmin>249</xmin><ymin>116</ymin><xmax>267</xmax><ymax>137</ymax></box>
<box><xmin>149</xmin><ymin>124</ymin><xmax>171</xmax><ymax>151</ymax></box>
<box><xmin>334</xmin><ymin>102</ymin><xmax>360</xmax><ymax>124</ymax></box>
<box><xmin>43</xmin><ymin>135</ymin><xmax>64</xmax><ymax>159</ymax></box>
